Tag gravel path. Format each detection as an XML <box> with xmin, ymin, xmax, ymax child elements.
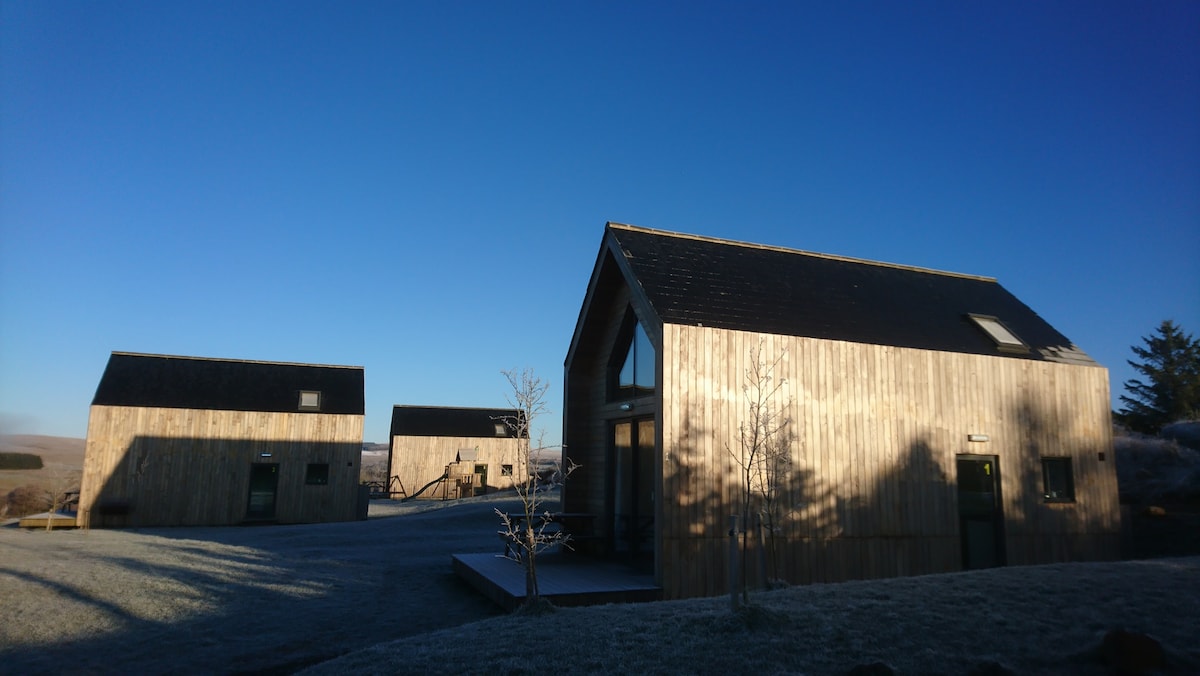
<box><xmin>0</xmin><ymin>496</ymin><xmax>523</xmax><ymax>675</ymax></box>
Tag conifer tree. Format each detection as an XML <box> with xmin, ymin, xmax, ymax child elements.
<box><xmin>1118</xmin><ymin>320</ymin><xmax>1200</xmax><ymax>434</ymax></box>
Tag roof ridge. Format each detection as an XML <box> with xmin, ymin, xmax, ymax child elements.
<box><xmin>606</xmin><ymin>221</ymin><xmax>997</xmax><ymax>283</ymax></box>
<box><xmin>392</xmin><ymin>404</ymin><xmax>518</xmax><ymax>412</ymax></box>
<box><xmin>110</xmin><ymin>351</ymin><xmax>364</xmax><ymax>370</ymax></box>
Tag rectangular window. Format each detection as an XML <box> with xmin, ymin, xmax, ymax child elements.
<box><xmin>501</xmin><ymin>464</ymin><xmax>513</xmax><ymax>477</ymax></box>
<box><xmin>1041</xmin><ymin>458</ymin><xmax>1074</xmax><ymax>502</ymax></box>
<box><xmin>968</xmin><ymin>314</ymin><xmax>1030</xmax><ymax>354</ymax></box>
<box><xmin>305</xmin><ymin>463</ymin><xmax>329</xmax><ymax>485</ymax></box>
<box><xmin>298</xmin><ymin>390</ymin><xmax>321</xmax><ymax>411</ymax></box>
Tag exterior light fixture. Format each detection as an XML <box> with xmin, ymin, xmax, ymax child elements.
<box><xmin>260</xmin><ymin>452</ymin><xmax>273</xmax><ymax>458</ymax></box>
<box><xmin>967</xmin><ymin>434</ymin><xmax>989</xmax><ymax>443</ymax></box>
<box><xmin>619</xmin><ymin>402</ymin><xmax>634</xmax><ymax>411</ymax></box>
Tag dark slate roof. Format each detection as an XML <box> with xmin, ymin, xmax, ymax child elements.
<box><xmin>607</xmin><ymin>223</ymin><xmax>1096</xmax><ymax>365</ymax></box>
<box><xmin>92</xmin><ymin>352</ymin><xmax>365</xmax><ymax>414</ymax></box>
<box><xmin>390</xmin><ymin>406</ymin><xmax>524</xmax><ymax>438</ymax></box>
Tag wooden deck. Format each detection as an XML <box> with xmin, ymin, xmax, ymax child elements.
<box><xmin>452</xmin><ymin>552</ymin><xmax>661</xmax><ymax>611</ymax></box>
<box><xmin>18</xmin><ymin>511</ymin><xmax>78</xmax><ymax>529</ymax></box>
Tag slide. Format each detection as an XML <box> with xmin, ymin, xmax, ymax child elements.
<box><xmin>399</xmin><ymin>469</ymin><xmax>450</xmax><ymax>502</ymax></box>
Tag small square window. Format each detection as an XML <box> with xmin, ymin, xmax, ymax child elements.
<box><xmin>494</xmin><ymin>422</ymin><xmax>509</xmax><ymax>437</ymax></box>
<box><xmin>299</xmin><ymin>390</ymin><xmax>321</xmax><ymax>411</ymax></box>
<box><xmin>501</xmin><ymin>464</ymin><xmax>513</xmax><ymax>477</ymax></box>
<box><xmin>306</xmin><ymin>463</ymin><xmax>329</xmax><ymax>485</ymax></box>
<box><xmin>1042</xmin><ymin>458</ymin><xmax>1074</xmax><ymax>503</ymax></box>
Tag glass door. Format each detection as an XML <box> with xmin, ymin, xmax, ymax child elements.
<box><xmin>611</xmin><ymin>418</ymin><xmax>655</xmax><ymax>566</ymax></box>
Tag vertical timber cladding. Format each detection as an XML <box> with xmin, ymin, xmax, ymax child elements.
<box><xmin>80</xmin><ymin>405</ymin><xmax>362</xmax><ymax>525</ymax></box>
<box><xmin>659</xmin><ymin>325</ymin><xmax>1119</xmax><ymax>599</ymax></box>
<box><xmin>386</xmin><ymin>406</ymin><xmax>525</xmax><ymax>501</ymax></box>
<box><xmin>388</xmin><ymin>434</ymin><xmax>522</xmax><ymax>499</ymax></box>
<box><xmin>81</xmin><ymin>407</ymin><xmax>363</xmax><ymax>526</ymax></box>
<box><xmin>78</xmin><ymin>353</ymin><xmax>366</xmax><ymax>528</ymax></box>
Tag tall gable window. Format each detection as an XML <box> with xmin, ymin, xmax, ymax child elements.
<box><xmin>611</xmin><ymin>313</ymin><xmax>655</xmax><ymax>400</ymax></box>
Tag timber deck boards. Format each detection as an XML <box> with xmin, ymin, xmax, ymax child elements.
<box><xmin>18</xmin><ymin>512</ymin><xmax>78</xmax><ymax>529</ymax></box>
<box><xmin>452</xmin><ymin>552</ymin><xmax>661</xmax><ymax>610</ymax></box>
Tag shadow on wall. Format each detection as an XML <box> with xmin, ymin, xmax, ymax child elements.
<box><xmin>1014</xmin><ymin>396</ymin><xmax>1122</xmax><ymax>562</ymax></box>
<box><xmin>83</xmin><ymin>436</ymin><xmax>363</xmax><ymax>528</ymax></box>
<box><xmin>665</xmin><ymin>429</ymin><xmax>958</xmax><ymax>594</ymax></box>
<box><xmin>663</xmin><ymin>392</ymin><xmax>1120</xmax><ymax>595</ymax></box>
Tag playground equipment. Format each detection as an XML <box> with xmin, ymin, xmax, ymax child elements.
<box><xmin>399</xmin><ymin>460</ymin><xmax>483</xmax><ymax>502</ymax></box>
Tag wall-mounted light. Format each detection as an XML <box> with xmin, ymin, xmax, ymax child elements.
<box><xmin>619</xmin><ymin>402</ymin><xmax>634</xmax><ymax>411</ymax></box>
<box><xmin>260</xmin><ymin>452</ymin><xmax>273</xmax><ymax>458</ymax></box>
<box><xmin>967</xmin><ymin>434</ymin><xmax>989</xmax><ymax>443</ymax></box>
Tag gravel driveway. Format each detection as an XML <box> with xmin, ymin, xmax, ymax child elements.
<box><xmin>0</xmin><ymin>496</ymin><xmax>525</xmax><ymax>674</ymax></box>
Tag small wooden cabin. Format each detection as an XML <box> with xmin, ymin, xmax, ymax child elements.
<box><xmin>563</xmin><ymin>223</ymin><xmax>1120</xmax><ymax>600</ymax></box>
<box><xmin>79</xmin><ymin>352</ymin><xmax>365</xmax><ymax>527</ymax></box>
<box><xmin>387</xmin><ymin>405</ymin><xmax>525</xmax><ymax>500</ymax></box>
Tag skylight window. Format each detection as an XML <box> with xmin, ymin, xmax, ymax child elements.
<box><xmin>968</xmin><ymin>314</ymin><xmax>1029</xmax><ymax>353</ymax></box>
<box><xmin>298</xmin><ymin>390</ymin><xmax>321</xmax><ymax>411</ymax></box>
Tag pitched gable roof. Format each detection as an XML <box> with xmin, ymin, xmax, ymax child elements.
<box><xmin>91</xmin><ymin>352</ymin><xmax>366</xmax><ymax>414</ymax></box>
<box><xmin>604</xmin><ymin>223</ymin><xmax>1096</xmax><ymax>365</ymax></box>
<box><xmin>389</xmin><ymin>405</ymin><xmax>523</xmax><ymax>438</ymax></box>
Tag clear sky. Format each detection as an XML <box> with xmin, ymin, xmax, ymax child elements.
<box><xmin>2</xmin><ymin>1</ymin><xmax>1197</xmax><ymax>446</ymax></box>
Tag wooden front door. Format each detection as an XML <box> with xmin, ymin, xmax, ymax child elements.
<box><xmin>247</xmin><ymin>463</ymin><xmax>279</xmax><ymax>520</ymax></box>
<box><xmin>956</xmin><ymin>455</ymin><xmax>1006</xmax><ymax>569</ymax></box>
<box><xmin>611</xmin><ymin>418</ymin><xmax>655</xmax><ymax>566</ymax></box>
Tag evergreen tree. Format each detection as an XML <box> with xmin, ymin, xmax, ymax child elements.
<box><xmin>1118</xmin><ymin>320</ymin><xmax>1200</xmax><ymax>434</ymax></box>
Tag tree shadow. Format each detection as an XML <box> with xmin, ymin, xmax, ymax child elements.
<box><xmin>0</xmin><ymin>500</ymin><xmax>507</xmax><ymax>674</ymax></box>
<box><xmin>81</xmin><ymin>435</ymin><xmax>363</xmax><ymax>528</ymax></box>
<box><xmin>1008</xmin><ymin>396</ymin><xmax>1121</xmax><ymax>564</ymax></box>
<box><xmin>657</xmin><ymin>387</ymin><xmax>1120</xmax><ymax>598</ymax></box>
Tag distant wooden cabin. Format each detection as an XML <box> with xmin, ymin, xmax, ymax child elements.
<box><xmin>387</xmin><ymin>406</ymin><xmax>525</xmax><ymax>500</ymax></box>
<box><xmin>80</xmin><ymin>352</ymin><xmax>365</xmax><ymax>527</ymax></box>
<box><xmin>563</xmin><ymin>223</ymin><xmax>1120</xmax><ymax>600</ymax></box>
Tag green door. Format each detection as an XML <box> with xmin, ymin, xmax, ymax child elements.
<box><xmin>956</xmin><ymin>455</ymin><xmax>1006</xmax><ymax>569</ymax></box>
<box><xmin>247</xmin><ymin>463</ymin><xmax>279</xmax><ymax>519</ymax></box>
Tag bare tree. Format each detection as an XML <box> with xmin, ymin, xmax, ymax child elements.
<box><xmin>494</xmin><ymin>368</ymin><xmax>578</xmax><ymax>609</ymax></box>
<box><xmin>40</xmin><ymin>463</ymin><xmax>81</xmax><ymax>530</ymax></box>
<box><xmin>754</xmin><ymin>415</ymin><xmax>793</xmax><ymax>587</ymax></box>
<box><xmin>727</xmin><ymin>342</ymin><xmax>791</xmax><ymax>605</ymax></box>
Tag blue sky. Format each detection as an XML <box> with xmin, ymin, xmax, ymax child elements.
<box><xmin>2</xmin><ymin>1</ymin><xmax>1197</xmax><ymax>445</ymax></box>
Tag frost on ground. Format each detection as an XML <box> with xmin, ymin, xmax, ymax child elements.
<box><xmin>0</xmin><ymin>495</ymin><xmax>516</xmax><ymax>674</ymax></box>
<box><xmin>305</xmin><ymin>557</ymin><xmax>1200</xmax><ymax>676</ymax></box>
<box><xmin>2</xmin><ymin>493</ymin><xmax>1198</xmax><ymax>675</ymax></box>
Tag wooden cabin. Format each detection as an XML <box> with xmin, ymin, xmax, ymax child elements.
<box><xmin>79</xmin><ymin>352</ymin><xmax>365</xmax><ymax>527</ymax></box>
<box><xmin>563</xmin><ymin>223</ymin><xmax>1120</xmax><ymax>600</ymax></box>
<box><xmin>387</xmin><ymin>405</ymin><xmax>525</xmax><ymax>500</ymax></box>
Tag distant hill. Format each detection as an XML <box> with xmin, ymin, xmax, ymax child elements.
<box><xmin>0</xmin><ymin>435</ymin><xmax>86</xmax><ymax>514</ymax></box>
<box><xmin>0</xmin><ymin>435</ymin><xmax>85</xmax><ymax>467</ymax></box>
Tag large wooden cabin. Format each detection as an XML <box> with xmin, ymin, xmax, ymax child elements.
<box><xmin>79</xmin><ymin>352</ymin><xmax>365</xmax><ymax>527</ymax></box>
<box><xmin>563</xmin><ymin>223</ymin><xmax>1120</xmax><ymax>600</ymax></box>
<box><xmin>387</xmin><ymin>405</ymin><xmax>525</xmax><ymax>500</ymax></box>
